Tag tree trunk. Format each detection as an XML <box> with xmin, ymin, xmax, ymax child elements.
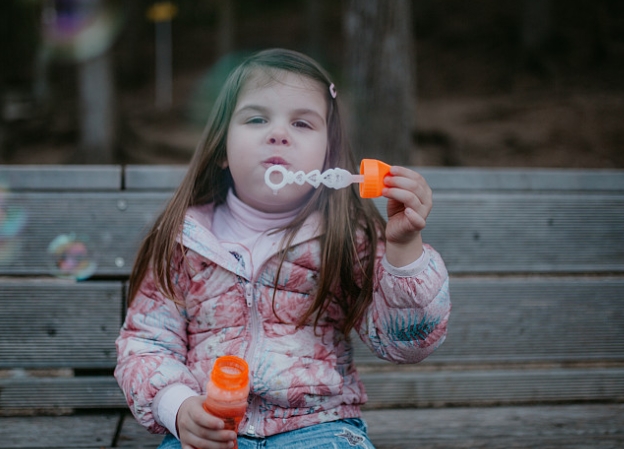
<box><xmin>520</xmin><ymin>0</ymin><xmax>553</xmax><ymax>76</ymax></box>
<box><xmin>217</xmin><ymin>0</ymin><xmax>235</xmax><ymax>57</ymax></box>
<box><xmin>344</xmin><ymin>0</ymin><xmax>415</xmax><ymax>164</ymax></box>
<box><xmin>522</xmin><ymin>0</ymin><xmax>552</xmax><ymax>53</ymax></box>
<box><xmin>305</xmin><ymin>0</ymin><xmax>323</xmax><ymax>61</ymax></box>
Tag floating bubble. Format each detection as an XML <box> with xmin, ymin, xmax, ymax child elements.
<box><xmin>42</xmin><ymin>0</ymin><xmax>126</xmax><ymax>62</ymax></box>
<box><xmin>47</xmin><ymin>233</ymin><xmax>97</xmax><ymax>280</ymax></box>
<box><xmin>0</xmin><ymin>205</ymin><xmax>27</xmax><ymax>238</ymax></box>
<box><xmin>0</xmin><ymin>183</ymin><xmax>28</xmax><ymax>264</ymax></box>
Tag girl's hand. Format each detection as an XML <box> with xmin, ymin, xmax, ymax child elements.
<box><xmin>382</xmin><ymin>166</ymin><xmax>433</xmax><ymax>267</ymax></box>
<box><xmin>176</xmin><ymin>396</ymin><xmax>237</xmax><ymax>449</ymax></box>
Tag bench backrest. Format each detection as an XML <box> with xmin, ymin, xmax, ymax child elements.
<box><xmin>1</xmin><ymin>165</ymin><xmax>623</xmax><ymax>414</ymax></box>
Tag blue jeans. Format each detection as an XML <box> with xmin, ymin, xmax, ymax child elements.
<box><xmin>157</xmin><ymin>418</ymin><xmax>375</xmax><ymax>449</ymax></box>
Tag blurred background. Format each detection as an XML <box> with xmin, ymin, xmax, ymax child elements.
<box><xmin>0</xmin><ymin>0</ymin><xmax>623</xmax><ymax>167</ymax></box>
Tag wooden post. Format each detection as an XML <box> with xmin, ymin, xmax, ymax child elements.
<box><xmin>147</xmin><ymin>2</ymin><xmax>178</xmax><ymax>111</ymax></box>
<box><xmin>78</xmin><ymin>52</ymin><xmax>116</xmax><ymax>164</ymax></box>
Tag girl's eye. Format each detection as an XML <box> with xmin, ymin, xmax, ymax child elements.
<box><xmin>246</xmin><ymin>117</ymin><xmax>266</xmax><ymax>124</ymax></box>
<box><xmin>293</xmin><ymin>121</ymin><xmax>311</xmax><ymax>129</ymax></box>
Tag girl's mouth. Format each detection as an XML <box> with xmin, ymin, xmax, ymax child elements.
<box><xmin>263</xmin><ymin>157</ymin><xmax>288</xmax><ymax>167</ymax></box>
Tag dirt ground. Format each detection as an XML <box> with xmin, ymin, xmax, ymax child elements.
<box><xmin>2</xmin><ymin>1</ymin><xmax>623</xmax><ymax>169</ymax></box>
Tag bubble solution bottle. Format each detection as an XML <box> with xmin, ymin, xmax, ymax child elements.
<box><xmin>202</xmin><ymin>356</ymin><xmax>250</xmax><ymax>448</ymax></box>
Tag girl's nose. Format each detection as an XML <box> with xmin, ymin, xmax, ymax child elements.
<box><xmin>269</xmin><ymin>137</ymin><xmax>289</xmax><ymax>145</ymax></box>
<box><xmin>267</xmin><ymin>129</ymin><xmax>290</xmax><ymax>146</ymax></box>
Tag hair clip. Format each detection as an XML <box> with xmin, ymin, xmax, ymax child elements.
<box><xmin>329</xmin><ymin>83</ymin><xmax>337</xmax><ymax>99</ymax></box>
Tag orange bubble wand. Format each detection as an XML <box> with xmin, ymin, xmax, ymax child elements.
<box><xmin>264</xmin><ymin>159</ymin><xmax>391</xmax><ymax>198</ymax></box>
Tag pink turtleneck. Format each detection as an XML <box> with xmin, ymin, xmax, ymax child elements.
<box><xmin>211</xmin><ymin>189</ymin><xmax>301</xmax><ymax>279</ymax></box>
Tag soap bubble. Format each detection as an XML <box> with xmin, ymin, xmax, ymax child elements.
<box><xmin>47</xmin><ymin>233</ymin><xmax>97</xmax><ymax>280</ymax></box>
<box><xmin>42</xmin><ymin>0</ymin><xmax>126</xmax><ymax>62</ymax></box>
<box><xmin>0</xmin><ymin>183</ymin><xmax>27</xmax><ymax>264</ymax></box>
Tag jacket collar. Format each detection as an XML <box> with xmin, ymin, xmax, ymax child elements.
<box><xmin>180</xmin><ymin>202</ymin><xmax>323</xmax><ymax>277</ymax></box>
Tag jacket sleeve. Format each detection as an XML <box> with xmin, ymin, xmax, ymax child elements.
<box><xmin>114</xmin><ymin>247</ymin><xmax>200</xmax><ymax>434</ymax></box>
<box><xmin>355</xmin><ymin>236</ymin><xmax>451</xmax><ymax>365</ymax></box>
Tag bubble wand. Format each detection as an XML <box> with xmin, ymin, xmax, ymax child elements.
<box><xmin>265</xmin><ymin>159</ymin><xmax>391</xmax><ymax>198</ymax></box>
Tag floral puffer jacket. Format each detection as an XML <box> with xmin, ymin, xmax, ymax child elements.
<box><xmin>115</xmin><ymin>204</ymin><xmax>450</xmax><ymax>438</ymax></box>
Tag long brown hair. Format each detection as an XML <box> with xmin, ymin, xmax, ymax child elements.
<box><xmin>128</xmin><ymin>48</ymin><xmax>386</xmax><ymax>335</ymax></box>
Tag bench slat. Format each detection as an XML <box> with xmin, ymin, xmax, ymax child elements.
<box><xmin>0</xmin><ymin>415</ymin><xmax>119</xmax><ymax>449</ymax></box>
<box><xmin>0</xmin><ymin>281</ymin><xmax>122</xmax><ymax>369</ymax></box>
<box><xmin>5</xmin><ymin>192</ymin><xmax>623</xmax><ymax>276</ymax></box>
<box><xmin>363</xmin><ymin>404</ymin><xmax>624</xmax><ymax>449</ymax></box>
<box><xmin>124</xmin><ymin>165</ymin><xmax>187</xmax><ymax>191</ymax></box>
<box><xmin>418</xmin><ymin>167</ymin><xmax>624</xmax><ymax>192</ymax></box>
<box><xmin>117</xmin><ymin>414</ymin><xmax>166</xmax><ymax>448</ymax></box>
<box><xmin>354</xmin><ymin>277</ymin><xmax>624</xmax><ymax>365</ymax></box>
<box><xmin>116</xmin><ymin>404</ymin><xmax>624</xmax><ymax>449</ymax></box>
<box><xmin>4</xmin><ymin>277</ymin><xmax>620</xmax><ymax>370</ymax></box>
<box><xmin>0</xmin><ymin>376</ymin><xmax>125</xmax><ymax>411</ymax></box>
<box><xmin>2</xmin><ymin>367</ymin><xmax>622</xmax><ymax>411</ymax></box>
<box><xmin>361</xmin><ymin>367</ymin><xmax>624</xmax><ymax>408</ymax></box>
<box><xmin>1</xmin><ymin>192</ymin><xmax>169</xmax><ymax>276</ymax></box>
<box><xmin>123</xmin><ymin>166</ymin><xmax>624</xmax><ymax>192</ymax></box>
<box><xmin>0</xmin><ymin>165</ymin><xmax>121</xmax><ymax>191</ymax></box>
<box><xmin>374</xmin><ymin>192</ymin><xmax>624</xmax><ymax>273</ymax></box>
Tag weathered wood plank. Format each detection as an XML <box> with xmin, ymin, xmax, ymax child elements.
<box><xmin>0</xmin><ymin>414</ymin><xmax>119</xmax><ymax>448</ymax></box>
<box><xmin>360</xmin><ymin>367</ymin><xmax>624</xmax><ymax>408</ymax></box>
<box><xmin>417</xmin><ymin>167</ymin><xmax>624</xmax><ymax>192</ymax></box>
<box><xmin>124</xmin><ymin>165</ymin><xmax>187</xmax><ymax>191</ymax></box>
<box><xmin>0</xmin><ymin>192</ymin><xmax>169</xmax><ymax>276</ymax></box>
<box><xmin>5</xmin><ymin>192</ymin><xmax>623</xmax><ymax>275</ymax></box>
<box><xmin>4</xmin><ymin>276</ymin><xmax>620</xmax><ymax>371</ymax></box>
<box><xmin>354</xmin><ymin>277</ymin><xmax>624</xmax><ymax>365</ymax></box>
<box><xmin>117</xmin><ymin>414</ymin><xmax>166</xmax><ymax>448</ymax></box>
<box><xmin>118</xmin><ymin>404</ymin><xmax>624</xmax><ymax>449</ymax></box>
<box><xmin>1</xmin><ymin>404</ymin><xmax>622</xmax><ymax>449</ymax></box>
<box><xmin>0</xmin><ymin>376</ymin><xmax>125</xmax><ymax>411</ymax></box>
<box><xmin>0</xmin><ymin>280</ymin><xmax>122</xmax><ymax>369</ymax></box>
<box><xmin>375</xmin><ymin>192</ymin><xmax>624</xmax><ymax>273</ymax></box>
<box><xmin>122</xmin><ymin>166</ymin><xmax>624</xmax><ymax>192</ymax></box>
<box><xmin>0</xmin><ymin>165</ymin><xmax>121</xmax><ymax>191</ymax></box>
<box><xmin>363</xmin><ymin>404</ymin><xmax>624</xmax><ymax>449</ymax></box>
<box><xmin>2</xmin><ymin>367</ymin><xmax>622</xmax><ymax>412</ymax></box>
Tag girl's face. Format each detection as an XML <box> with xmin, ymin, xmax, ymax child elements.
<box><xmin>225</xmin><ymin>70</ymin><xmax>328</xmax><ymax>213</ymax></box>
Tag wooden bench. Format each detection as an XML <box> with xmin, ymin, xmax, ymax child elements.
<box><xmin>1</xmin><ymin>164</ymin><xmax>623</xmax><ymax>449</ymax></box>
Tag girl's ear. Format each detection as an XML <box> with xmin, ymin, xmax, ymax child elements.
<box><xmin>221</xmin><ymin>158</ymin><xmax>229</xmax><ymax>169</ymax></box>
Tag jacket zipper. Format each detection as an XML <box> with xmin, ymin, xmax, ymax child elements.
<box><xmin>244</xmin><ymin>396</ymin><xmax>261</xmax><ymax>436</ymax></box>
<box><xmin>245</xmin><ymin>283</ymin><xmax>254</xmax><ymax>307</ymax></box>
<box><xmin>242</xmin><ymin>281</ymin><xmax>261</xmax><ymax>436</ymax></box>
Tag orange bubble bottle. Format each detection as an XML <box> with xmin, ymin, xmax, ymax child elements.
<box><xmin>202</xmin><ymin>356</ymin><xmax>250</xmax><ymax>448</ymax></box>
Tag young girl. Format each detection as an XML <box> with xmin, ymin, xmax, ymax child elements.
<box><xmin>116</xmin><ymin>48</ymin><xmax>450</xmax><ymax>449</ymax></box>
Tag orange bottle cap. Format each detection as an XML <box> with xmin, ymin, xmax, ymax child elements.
<box><xmin>359</xmin><ymin>159</ymin><xmax>391</xmax><ymax>198</ymax></box>
<box><xmin>211</xmin><ymin>356</ymin><xmax>249</xmax><ymax>391</ymax></box>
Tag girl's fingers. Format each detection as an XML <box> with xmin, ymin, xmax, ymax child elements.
<box><xmin>388</xmin><ymin>168</ymin><xmax>431</xmax><ymax>196</ymax></box>
<box><xmin>182</xmin><ymin>429</ymin><xmax>237</xmax><ymax>449</ymax></box>
<box><xmin>384</xmin><ymin>186</ymin><xmax>431</xmax><ymax>222</ymax></box>
<box><xmin>178</xmin><ymin>399</ymin><xmax>237</xmax><ymax>449</ymax></box>
<box><xmin>404</xmin><ymin>207</ymin><xmax>427</xmax><ymax>230</ymax></box>
<box><xmin>187</xmin><ymin>421</ymin><xmax>237</xmax><ymax>443</ymax></box>
<box><xmin>183</xmin><ymin>433</ymin><xmax>235</xmax><ymax>449</ymax></box>
<box><xmin>384</xmin><ymin>168</ymin><xmax>432</xmax><ymax>218</ymax></box>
